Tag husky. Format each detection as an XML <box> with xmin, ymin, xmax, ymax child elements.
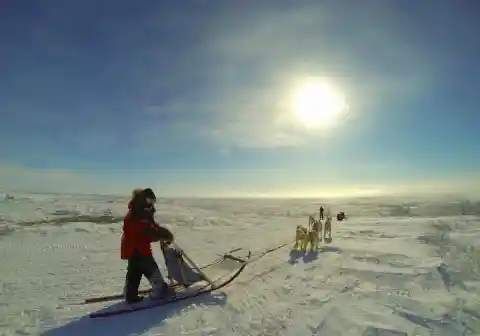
<box><xmin>306</xmin><ymin>216</ymin><xmax>321</xmax><ymax>252</ymax></box>
<box><xmin>306</xmin><ymin>228</ymin><xmax>320</xmax><ymax>252</ymax></box>
<box><xmin>294</xmin><ymin>225</ymin><xmax>309</xmax><ymax>252</ymax></box>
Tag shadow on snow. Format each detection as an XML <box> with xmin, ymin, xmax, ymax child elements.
<box><xmin>288</xmin><ymin>249</ymin><xmax>304</xmax><ymax>264</ymax></box>
<box><xmin>41</xmin><ymin>292</ymin><xmax>228</xmax><ymax>336</ymax></box>
<box><xmin>318</xmin><ymin>246</ymin><xmax>341</xmax><ymax>254</ymax></box>
<box><xmin>302</xmin><ymin>250</ymin><xmax>319</xmax><ymax>263</ymax></box>
<box><xmin>288</xmin><ymin>246</ymin><xmax>341</xmax><ymax>264</ymax></box>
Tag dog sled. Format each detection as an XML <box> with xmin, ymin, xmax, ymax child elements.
<box><xmin>84</xmin><ymin>245</ymin><xmax>251</xmax><ymax>317</ymax></box>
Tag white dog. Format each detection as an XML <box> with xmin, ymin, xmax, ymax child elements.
<box><xmin>324</xmin><ymin>216</ymin><xmax>333</xmax><ymax>243</ymax></box>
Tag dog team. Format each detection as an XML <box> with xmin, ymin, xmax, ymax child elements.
<box><xmin>294</xmin><ymin>206</ymin><xmax>338</xmax><ymax>252</ymax></box>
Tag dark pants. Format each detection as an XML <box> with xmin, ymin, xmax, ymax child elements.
<box><xmin>124</xmin><ymin>250</ymin><xmax>165</xmax><ymax>301</ymax></box>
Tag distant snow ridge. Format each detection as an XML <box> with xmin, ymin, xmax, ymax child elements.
<box><xmin>19</xmin><ymin>213</ymin><xmax>123</xmax><ymax>227</ymax></box>
<box><xmin>0</xmin><ymin>197</ymin><xmax>123</xmax><ymax>237</ymax></box>
<box><xmin>337</xmin><ymin>199</ymin><xmax>480</xmax><ymax>218</ymax></box>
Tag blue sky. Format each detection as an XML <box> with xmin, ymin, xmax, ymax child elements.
<box><xmin>0</xmin><ymin>0</ymin><xmax>479</xmax><ymax>197</ymax></box>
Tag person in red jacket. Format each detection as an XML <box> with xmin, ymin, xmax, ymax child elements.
<box><xmin>121</xmin><ymin>188</ymin><xmax>175</xmax><ymax>304</ymax></box>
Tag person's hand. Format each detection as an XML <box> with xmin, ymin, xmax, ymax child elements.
<box><xmin>161</xmin><ymin>239</ymin><xmax>172</xmax><ymax>245</ymax></box>
<box><xmin>172</xmin><ymin>244</ymin><xmax>183</xmax><ymax>256</ymax></box>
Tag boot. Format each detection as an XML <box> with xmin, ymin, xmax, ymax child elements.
<box><xmin>149</xmin><ymin>282</ymin><xmax>176</xmax><ymax>300</ymax></box>
<box><xmin>126</xmin><ymin>295</ymin><xmax>144</xmax><ymax>304</ymax></box>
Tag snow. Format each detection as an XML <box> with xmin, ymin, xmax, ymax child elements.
<box><xmin>1</xmin><ymin>194</ymin><xmax>480</xmax><ymax>335</ymax></box>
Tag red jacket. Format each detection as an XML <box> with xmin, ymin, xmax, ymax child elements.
<box><xmin>120</xmin><ymin>210</ymin><xmax>173</xmax><ymax>259</ymax></box>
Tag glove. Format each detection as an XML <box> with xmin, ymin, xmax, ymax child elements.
<box><xmin>171</xmin><ymin>243</ymin><xmax>183</xmax><ymax>256</ymax></box>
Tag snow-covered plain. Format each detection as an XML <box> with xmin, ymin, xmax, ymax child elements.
<box><xmin>1</xmin><ymin>192</ymin><xmax>480</xmax><ymax>335</ymax></box>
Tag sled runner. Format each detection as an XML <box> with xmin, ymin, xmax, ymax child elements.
<box><xmin>87</xmin><ymin>248</ymin><xmax>251</xmax><ymax>317</ymax></box>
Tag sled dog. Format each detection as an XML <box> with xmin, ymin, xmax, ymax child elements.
<box><xmin>294</xmin><ymin>225</ymin><xmax>308</xmax><ymax>252</ymax></box>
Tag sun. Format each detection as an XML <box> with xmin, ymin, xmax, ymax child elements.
<box><xmin>291</xmin><ymin>78</ymin><xmax>347</xmax><ymax>129</ymax></box>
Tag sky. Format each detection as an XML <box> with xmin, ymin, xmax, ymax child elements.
<box><xmin>0</xmin><ymin>0</ymin><xmax>479</xmax><ymax>197</ymax></box>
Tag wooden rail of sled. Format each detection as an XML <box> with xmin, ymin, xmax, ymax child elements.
<box><xmin>179</xmin><ymin>246</ymin><xmax>250</xmax><ymax>288</ymax></box>
<box><xmin>216</xmin><ymin>247</ymin><xmax>242</xmax><ymax>257</ymax></box>
<box><xmin>178</xmin><ymin>246</ymin><xmax>215</xmax><ymax>287</ymax></box>
<box><xmin>224</xmin><ymin>254</ymin><xmax>247</xmax><ymax>263</ymax></box>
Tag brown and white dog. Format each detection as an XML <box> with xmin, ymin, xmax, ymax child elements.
<box><xmin>306</xmin><ymin>228</ymin><xmax>319</xmax><ymax>252</ymax></box>
<box><xmin>306</xmin><ymin>216</ymin><xmax>321</xmax><ymax>252</ymax></box>
<box><xmin>294</xmin><ymin>225</ymin><xmax>308</xmax><ymax>252</ymax></box>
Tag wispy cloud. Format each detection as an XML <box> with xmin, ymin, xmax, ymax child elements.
<box><xmin>142</xmin><ymin>2</ymin><xmax>438</xmax><ymax>151</ymax></box>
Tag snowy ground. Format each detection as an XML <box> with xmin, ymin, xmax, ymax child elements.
<box><xmin>1</xmin><ymin>193</ymin><xmax>480</xmax><ymax>335</ymax></box>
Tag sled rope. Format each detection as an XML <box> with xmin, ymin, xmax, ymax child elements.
<box><xmin>161</xmin><ymin>238</ymin><xmax>294</xmax><ymax>285</ymax></box>
<box><xmin>247</xmin><ymin>239</ymin><xmax>296</xmax><ymax>264</ymax></box>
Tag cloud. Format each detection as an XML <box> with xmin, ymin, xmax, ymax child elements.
<box><xmin>143</xmin><ymin>2</ymin><xmax>438</xmax><ymax>150</ymax></box>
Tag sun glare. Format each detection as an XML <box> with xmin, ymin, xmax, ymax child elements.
<box><xmin>291</xmin><ymin>78</ymin><xmax>347</xmax><ymax>129</ymax></box>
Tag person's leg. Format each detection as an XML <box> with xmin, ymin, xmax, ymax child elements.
<box><xmin>124</xmin><ymin>252</ymin><xmax>144</xmax><ymax>303</ymax></box>
<box><xmin>140</xmin><ymin>255</ymin><xmax>174</xmax><ymax>299</ymax></box>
